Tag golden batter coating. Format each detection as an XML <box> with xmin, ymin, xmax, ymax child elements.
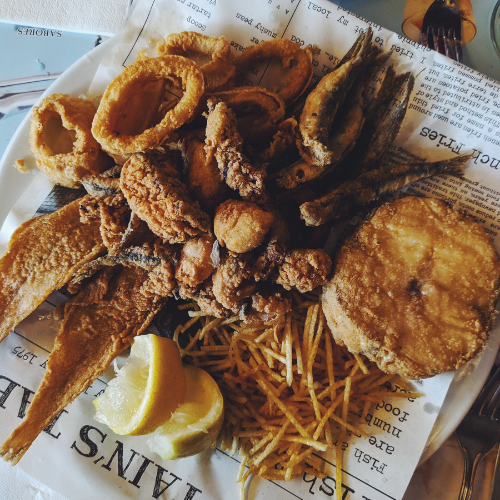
<box><xmin>214</xmin><ymin>199</ymin><xmax>274</xmax><ymax>254</ymax></box>
<box><xmin>212</xmin><ymin>253</ymin><xmax>256</xmax><ymax>313</ymax></box>
<box><xmin>322</xmin><ymin>196</ymin><xmax>500</xmax><ymax>379</ymax></box>
<box><xmin>277</xmin><ymin>248</ymin><xmax>332</xmax><ymax>293</ymax></box>
<box><xmin>175</xmin><ymin>233</ymin><xmax>216</xmax><ymax>288</ymax></box>
<box><xmin>0</xmin><ymin>197</ymin><xmax>105</xmax><ymax>344</ymax></box>
<box><xmin>30</xmin><ymin>94</ymin><xmax>112</xmax><ymax>188</ymax></box>
<box><xmin>120</xmin><ymin>150</ymin><xmax>210</xmax><ymax>244</ymax></box>
<box><xmin>184</xmin><ymin>137</ymin><xmax>229</xmax><ymax>213</ymax></box>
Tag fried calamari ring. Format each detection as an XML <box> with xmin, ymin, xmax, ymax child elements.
<box><xmin>234</xmin><ymin>39</ymin><xmax>313</xmax><ymax>105</ymax></box>
<box><xmin>92</xmin><ymin>56</ymin><xmax>205</xmax><ymax>159</ymax></box>
<box><xmin>30</xmin><ymin>94</ymin><xmax>112</xmax><ymax>188</ymax></box>
<box><xmin>208</xmin><ymin>86</ymin><xmax>285</xmax><ymax>143</ymax></box>
<box><xmin>157</xmin><ymin>31</ymin><xmax>235</xmax><ymax>92</ymax></box>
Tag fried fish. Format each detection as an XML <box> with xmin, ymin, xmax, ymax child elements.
<box><xmin>0</xmin><ymin>265</ymin><xmax>166</xmax><ymax>464</ymax></box>
<box><xmin>0</xmin><ymin>197</ymin><xmax>105</xmax><ymax>344</ymax></box>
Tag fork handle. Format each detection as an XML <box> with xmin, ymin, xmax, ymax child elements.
<box><xmin>458</xmin><ymin>450</ymin><xmax>485</xmax><ymax>500</ymax></box>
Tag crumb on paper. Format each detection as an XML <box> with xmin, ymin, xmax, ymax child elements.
<box><xmin>14</xmin><ymin>159</ymin><xmax>28</xmax><ymax>172</ymax></box>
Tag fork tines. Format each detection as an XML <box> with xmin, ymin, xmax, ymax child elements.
<box><xmin>475</xmin><ymin>364</ymin><xmax>500</xmax><ymax>419</ymax></box>
<box><xmin>419</xmin><ymin>26</ymin><xmax>462</xmax><ymax>62</ymax></box>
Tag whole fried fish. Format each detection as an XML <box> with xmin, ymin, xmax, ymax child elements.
<box><xmin>0</xmin><ymin>197</ymin><xmax>105</xmax><ymax>344</ymax></box>
<box><xmin>0</xmin><ymin>265</ymin><xmax>166</xmax><ymax>464</ymax></box>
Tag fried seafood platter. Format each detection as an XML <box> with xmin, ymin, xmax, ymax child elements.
<box><xmin>0</xmin><ymin>27</ymin><xmax>499</xmax><ymax>497</ymax></box>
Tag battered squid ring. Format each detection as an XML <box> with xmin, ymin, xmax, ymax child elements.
<box><xmin>30</xmin><ymin>94</ymin><xmax>112</xmax><ymax>188</ymax></box>
<box><xmin>208</xmin><ymin>86</ymin><xmax>286</xmax><ymax>143</ymax></box>
<box><xmin>234</xmin><ymin>39</ymin><xmax>313</xmax><ymax>105</ymax></box>
<box><xmin>92</xmin><ymin>56</ymin><xmax>205</xmax><ymax>159</ymax></box>
<box><xmin>157</xmin><ymin>31</ymin><xmax>235</xmax><ymax>92</ymax></box>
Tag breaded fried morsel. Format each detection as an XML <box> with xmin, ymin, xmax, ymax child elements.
<box><xmin>120</xmin><ymin>150</ymin><xmax>210</xmax><ymax>244</ymax></box>
<box><xmin>277</xmin><ymin>248</ymin><xmax>332</xmax><ymax>293</ymax></box>
<box><xmin>322</xmin><ymin>196</ymin><xmax>500</xmax><ymax>380</ymax></box>
<box><xmin>214</xmin><ymin>199</ymin><xmax>274</xmax><ymax>254</ymax></box>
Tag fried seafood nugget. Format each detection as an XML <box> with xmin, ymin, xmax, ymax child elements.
<box><xmin>92</xmin><ymin>56</ymin><xmax>205</xmax><ymax>160</ymax></box>
<box><xmin>214</xmin><ymin>199</ymin><xmax>274</xmax><ymax>254</ymax></box>
<box><xmin>242</xmin><ymin>291</ymin><xmax>292</xmax><ymax>324</ymax></box>
<box><xmin>0</xmin><ymin>265</ymin><xmax>166</xmax><ymax>464</ymax></box>
<box><xmin>205</xmin><ymin>100</ymin><xmax>266</xmax><ymax>199</ymax></box>
<box><xmin>157</xmin><ymin>31</ymin><xmax>236</xmax><ymax>92</ymax></box>
<box><xmin>30</xmin><ymin>94</ymin><xmax>112</xmax><ymax>188</ymax></box>
<box><xmin>277</xmin><ymin>248</ymin><xmax>332</xmax><ymax>293</ymax></box>
<box><xmin>234</xmin><ymin>39</ymin><xmax>313</xmax><ymax>105</ymax></box>
<box><xmin>322</xmin><ymin>196</ymin><xmax>500</xmax><ymax>380</ymax></box>
<box><xmin>190</xmin><ymin>277</ymin><xmax>233</xmax><ymax>318</ymax></box>
<box><xmin>253</xmin><ymin>240</ymin><xmax>287</xmax><ymax>282</ymax></box>
<box><xmin>120</xmin><ymin>150</ymin><xmax>210</xmax><ymax>244</ymax></box>
<box><xmin>0</xmin><ymin>197</ymin><xmax>105</xmax><ymax>345</ymax></box>
<box><xmin>175</xmin><ymin>233</ymin><xmax>216</xmax><ymax>288</ymax></box>
<box><xmin>184</xmin><ymin>137</ymin><xmax>229</xmax><ymax>212</ymax></box>
<box><xmin>212</xmin><ymin>253</ymin><xmax>256</xmax><ymax>313</ymax></box>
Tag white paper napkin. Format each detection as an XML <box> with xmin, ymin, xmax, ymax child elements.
<box><xmin>0</xmin><ymin>0</ymin><xmax>132</xmax><ymax>36</ymax></box>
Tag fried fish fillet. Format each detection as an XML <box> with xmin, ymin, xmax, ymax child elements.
<box><xmin>0</xmin><ymin>197</ymin><xmax>105</xmax><ymax>344</ymax></box>
<box><xmin>322</xmin><ymin>196</ymin><xmax>500</xmax><ymax>379</ymax></box>
<box><xmin>0</xmin><ymin>265</ymin><xmax>166</xmax><ymax>464</ymax></box>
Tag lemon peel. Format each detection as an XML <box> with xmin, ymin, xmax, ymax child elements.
<box><xmin>147</xmin><ymin>364</ymin><xmax>224</xmax><ymax>460</ymax></box>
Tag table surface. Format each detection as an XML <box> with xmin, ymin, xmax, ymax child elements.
<box><xmin>1</xmin><ymin>1</ymin><xmax>500</xmax><ymax>499</ymax></box>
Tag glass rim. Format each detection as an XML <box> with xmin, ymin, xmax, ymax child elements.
<box><xmin>491</xmin><ymin>0</ymin><xmax>500</xmax><ymax>59</ymax></box>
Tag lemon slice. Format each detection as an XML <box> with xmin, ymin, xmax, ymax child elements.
<box><xmin>147</xmin><ymin>364</ymin><xmax>224</xmax><ymax>460</ymax></box>
<box><xmin>93</xmin><ymin>334</ymin><xmax>186</xmax><ymax>436</ymax></box>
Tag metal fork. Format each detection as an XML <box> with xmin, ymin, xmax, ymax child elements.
<box><xmin>420</xmin><ymin>0</ymin><xmax>463</xmax><ymax>62</ymax></box>
<box><xmin>455</xmin><ymin>363</ymin><xmax>500</xmax><ymax>500</ymax></box>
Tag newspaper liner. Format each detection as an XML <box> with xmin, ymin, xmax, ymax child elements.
<box><xmin>2</xmin><ymin>0</ymin><xmax>500</xmax><ymax>499</ymax></box>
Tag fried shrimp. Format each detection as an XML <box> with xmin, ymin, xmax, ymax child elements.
<box><xmin>30</xmin><ymin>94</ymin><xmax>112</xmax><ymax>187</ymax></box>
<box><xmin>157</xmin><ymin>31</ymin><xmax>235</xmax><ymax>91</ymax></box>
<box><xmin>120</xmin><ymin>150</ymin><xmax>210</xmax><ymax>243</ymax></box>
<box><xmin>322</xmin><ymin>196</ymin><xmax>500</xmax><ymax>379</ymax></box>
<box><xmin>214</xmin><ymin>199</ymin><xmax>274</xmax><ymax>253</ymax></box>
<box><xmin>92</xmin><ymin>56</ymin><xmax>205</xmax><ymax>159</ymax></box>
<box><xmin>234</xmin><ymin>39</ymin><xmax>313</xmax><ymax>105</ymax></box>
<box><xmin>205</xmin><ymin>99</ymin><xmax>266</xmax><ymax>199</ymax></box>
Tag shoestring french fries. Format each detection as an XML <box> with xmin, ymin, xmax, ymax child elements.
<box><xmin>174</xmin><ymin>292</ymin><xmax>419</xmax><ymax>498</ymax></box>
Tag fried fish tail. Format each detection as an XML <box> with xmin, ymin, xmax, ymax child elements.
<box><xmin>300</xmin><ymin>154</ymin><xmax>472</xmax><ymax>226</ymax></box>
<box><xmin>0</xmin><ymin>265</ymin><xmax>166</xmax><ymax>464</ymax></box>
<box><xmin>0</xmin><ymin>197</ymin><xmax>105</xmax><ymax>344</ymax></box>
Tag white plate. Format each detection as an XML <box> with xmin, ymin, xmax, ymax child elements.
<box><xmin>0</xmin><ymin>31</ymin><xmax>499</xmax><ymax>472</ymax></box>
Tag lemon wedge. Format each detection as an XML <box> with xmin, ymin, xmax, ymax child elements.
<box><xmin>93</xmin><ymin>334</ymin><xmax>187</xmax><ymax>436</ymax></box>
<box><xmin>146</xmin><ymin>364</ymin><xmax>224</xmax><ymax>460</ymax></box>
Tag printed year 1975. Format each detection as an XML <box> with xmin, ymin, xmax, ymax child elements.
<box><xmin>12</xmin><ymin>346</ymin><xmax>38</xmax><ymax>364</ymax></box>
